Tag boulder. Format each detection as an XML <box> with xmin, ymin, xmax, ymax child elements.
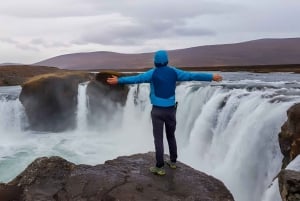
<box><xmin>278</xmin><ymin>103</ymin><xmax>300</xmax><ymax>168</ymax></box>
<box><xmin>19</xmin><ymin>72</ymin><xmax>90</xmax><ymax>132</ymax></box>
<box><xmin>86</xmin><ymin>71</ymin><xmax>129</xmax><ymax>126</ymax></box>
<box><xmin>0</xmin><ymin>153</ymin><xmax>234</xmax><ymax>201</ymax></box>
<box><xmin>278</xmin><ymin>169</ymin><xmax>300</xmax><ymax>201</ymax></box>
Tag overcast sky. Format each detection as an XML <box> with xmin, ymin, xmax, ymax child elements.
<box><xmin>0</xmin><ymin>0</ymin><xmax>299</xmax><ymax>64</ymax></box>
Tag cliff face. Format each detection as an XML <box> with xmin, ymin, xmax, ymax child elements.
<box><xmin>18</xmin><ymin>71</ymin><xmax>131</xmax><ymax>132</ymax></box>
<box><xmin>0</xmin><ymin>152</ymin><xmax>234</xmax><ymax>201</ymax></box>
<box><xmin>278</xmin><ymin>103</ymin><xmax>300</xmax><ymax>200</ymax></box>
<box><xmin>278</xmin><ymin>169</ymin><xmax>300</xmax><ymax>201</ymax></box>
<box><xmin>19</xmin><ymin>72</ymin><xmax>90</xmax><ymax>132</ymax></box>
<box><xmin>278</xmin><ymin>103</ymin><xmax>300</xmax><ymax>169</ymax></box>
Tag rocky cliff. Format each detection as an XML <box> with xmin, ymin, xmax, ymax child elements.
<box><xmin>0</xmin><ymin>152</ymin><xmax>234</xmax><ymax>201</ymax></box>
<box><xmin>19</xmin><ymin>72</ymin><xmax>90</xmax><ymax>132</ymax></box>
<box><xmin>278</xmin><ymin>169</ymin><xmax>300</xmax><ymax>201</ymax></box>
<box><xmin>18</xmin><ymin>71</ymin><xmax>130</xmax><ymax>132</ymax></box>
<box><xmin>279</xmin><ymin>103</ymin><xmax>300</xmax><ymax>169</ymax></box>
<box><xmin>278</xmin><ymin>103</ymin><xmax>300</xmax><ymax>200</ymax></box>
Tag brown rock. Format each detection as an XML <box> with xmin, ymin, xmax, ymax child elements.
<box><xmin>1</xmin><ymin>153</ymin><xmax>234</xmax><ymax>201</ymax></box>
<box><xmin>19</xmin><ymin>72</ymin><xmax>90</xmax><ymax>132</ymax></box>
<box><xmin>0</xmin><ymin>184</ymin><xmax>22</xmax><ymax>201</ymax></box>
<box><xmin>279</xmin><ymin>103</ymin><xmax>300</xmax><ymax>168</ymax></box>
<box><xmin>278</xmin><ymin>169</ymin><xmax>300</xmax><ymax>201</ymax></box>
<box><xmin>0</xmin><ymin>65</ymin><xmax>63</xmax><ymax>86</ymax></box>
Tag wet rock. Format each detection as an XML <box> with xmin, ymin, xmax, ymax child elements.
<box><xmin>278</xmin><ymin>169</ymin><xmax>300</xmax><ymax>201</ymax></box>
<box><xmin>278</xmin><ymin>103</ymin><xmax>300</xmax><ymax>168</ymax></box>
<box><xmin>19</xmin><ymin>72</ymin><xmax>90</xmax><ymax>132</ymax></box>
<box><xmin>0</xmin><ymin>184</ymin><xmax>22</xmax><ymax>201</ymax></box>
<box><xmin>0</xmin><ymin>153</ymin><xmax>234</xmax><ymax>201</ymax></box>
<box><xmin>86</xmin><ymin>71</ymin><xmax>129</xmax><ymax>126</ymax></box>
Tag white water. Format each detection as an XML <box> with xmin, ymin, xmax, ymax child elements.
<box><xmin>1</xmin><ymin>72</ymin><xmax>300</xmax><ymax>201</ymax></box>
<box><xmin>76</xmin><ymin>83</ymin><xmax>88</xmax><ymax>131</ymax></box>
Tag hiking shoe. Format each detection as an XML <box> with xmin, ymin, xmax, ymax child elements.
<box><xmin>149</xmin><ymin>166</ymin><xmax>166</xmax><ymax>176</ymax></box>
<box><xmin>166</xmin><ymin>160</ymin><xmax>177</xmax><ymax>169</ymax></box>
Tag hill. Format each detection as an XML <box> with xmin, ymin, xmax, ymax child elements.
<box><xmin>34</xmin><ymin>38</ymin><xmax>300</xmax><ymax>70</ymax></box>
<box><xmin>0</xmin><ymin>65</ymin><xmax>69</xmax><ymax>86</ymax></box>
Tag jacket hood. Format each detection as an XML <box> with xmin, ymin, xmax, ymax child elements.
<box><xmin>154</xmin><ymin>50</ymin><xmax>168</xmax><ymax>67</ymax></box>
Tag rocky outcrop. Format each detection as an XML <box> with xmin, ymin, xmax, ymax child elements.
<box><xmin>86</xmin><ymin>71</ymin><xmax>129</xmax><ymax>126</ymax></box>
<box><xmin>19</xmin><ymin>72</ymin><xmax>90</xmax><ymax>132</ymax></box>
<box><xmin>278</xmin><ymin>103</ymin><xmax>300</xmax><ymax>200</ymax></box>
<box><xmin>0</xmin><ymin>152</ymin><xmax>234</xmax><ymax>201</ymax></box>
<box><xmin>278</xmin><ymin>103</ymin><xmax>300</xmax><ymax>169</ymax></box>
<box><xmin>278</xmin><ymin>169</ymin><xmax>300</xmax><ymax>201</ymax></box>
<box><xmin>0</xmin><ymin>65</ymin><xmax>62</xmax><ymax>86</ymax></box>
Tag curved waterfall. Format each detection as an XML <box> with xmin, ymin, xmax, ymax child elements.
<box><xmin>1</xmin><ymin>72</ymin><xmax>300</xmax><ymax>201</ymax></box>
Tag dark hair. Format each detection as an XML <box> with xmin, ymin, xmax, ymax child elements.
<box><xmin>155</xmin><ymin>62</ymin><xmax>168</xmax><ymax>67</ymax></box>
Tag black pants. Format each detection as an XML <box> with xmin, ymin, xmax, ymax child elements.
<box><xmin>151</xmin><ymin>106</ymin><xmax>177</xmax><ymax>168</ymax></box>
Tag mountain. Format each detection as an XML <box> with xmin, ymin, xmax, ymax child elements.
<box><xmin>34</xmin><ymin>38</ymin><xmax>300</xmax><ymax>70</ymax></box>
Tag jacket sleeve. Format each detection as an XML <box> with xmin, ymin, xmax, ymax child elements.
<box><xmin>118</xmin><ymin>69</ymin><xmax>154</xmax><ymax>84</ymax></box>
<box><xmin>174</xmin><ymin>68</ymin><xmax>213</xmax><ymax>81</ymax></box>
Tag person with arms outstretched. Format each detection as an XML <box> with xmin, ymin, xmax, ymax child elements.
<box><xmin>107</xmin><ymin>50</ymin><xmax>222</xmax><ymax>176</ymax></box>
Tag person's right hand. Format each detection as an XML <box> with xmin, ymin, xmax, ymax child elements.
<box><xmin>213</xmin><ymin>74</ymin><xmax>222</xmax><ymax>82</ymax></box>
<box><xmin>107</xmin><ymin>75</ymin><xmax>119</xmax><ymax>85</ymax></box>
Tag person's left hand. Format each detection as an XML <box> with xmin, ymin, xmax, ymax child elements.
<box><xmin>213</xmin><ymin>74</ymin><xmax>222</xmax><ymax>82</ymax></box>
<box><xmin>107</xmin><ymin>75</ymin><xmax>119</xmax><ymax>85</ymax></box>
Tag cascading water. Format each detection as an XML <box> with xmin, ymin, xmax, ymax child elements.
<box><xmin>1</xmin><ymin>72</ymin><xmax>300</xmax><ymax>201</ymax></box>
<box><xmin>0</xmin><ymin>86</ymin><xmax>25</xmax><ymax>133</ymax></box>
<box><xmin>76</xmin><ymin>82</ymin><xmax>88</xmax><ymax>131</ymax></box>
<box><xmin>176</xmin><ymin>82</ymin><xmax>297</xmax><ymax>201</ymax></box>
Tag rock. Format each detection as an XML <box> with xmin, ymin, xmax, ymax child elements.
<box><xmin>0</xmin><ymin>153</ymin><xmax>234</xmax><ymax>201</ymax></box>
<box><xmin>19</xmin><ymin>72</ymin><xmax>90</xmax><ymax>132</ymax></box>
<box><xmin>278</xmin><ymin>169</ymin><xmax>300</xmax><ymax>201</ymax></box>
<box><xmin>278</xmin><ymin>103</ymin><xmax>300</xmax><ymax>168</ymax></box>
<box><xmin>86</xmin><ymin>71</ymin><xmax>129</xmax><ymax>126</ymax></box>
<box><xmin>0</xmin><ymin>65</ymin><xmax>63</xmax><ymax>86</ymax></box>
<box><xmin>0</xmin><ymin>184</ymin><xmax>22</xmax><ymax>201</ymax></box>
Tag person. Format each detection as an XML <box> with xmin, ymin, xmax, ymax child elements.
<box><xmin>107</xmin><ymin>50</ymin><xmax>222</xmax><ymax>176</ymax></box>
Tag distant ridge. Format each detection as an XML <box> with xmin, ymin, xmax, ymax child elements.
<box><xmin>0</xmin><ymin>63</ymin><xmax>23</xmax><ymax>66</ymax></box>
<box><xmin>34</xmin><ymin>38</ymin><xmax>300</xmax><ymax>70</ymax></box>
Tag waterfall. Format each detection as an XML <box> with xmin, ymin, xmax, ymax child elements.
<box><xmin>174</xmin><ymin>83</ymin><xmax>297</xmax><ymax>201</ymax></box>
<box><xmin>0</xmin><ymin>86</ymin><xmax>25</xmax><ymax>133</ymax></box>
<box><xmin>1</xmin><ymin>72</ymin><xmax>300</xmax><ymax>201</ymax></box>
<box><xmin>76</xmin><ymin>82</ymin><xmax>88</xmax><ymax>131</ymax></box>
<box><xmin>127</xmin><ymin>79</ymin><xmax>300</xmax><ymax>201</ymax></box>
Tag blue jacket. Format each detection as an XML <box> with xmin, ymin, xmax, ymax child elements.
<box><xmin>118</xmin><ymin>66</ymin><xmax>213</xmax><ymax>107</ymax></box>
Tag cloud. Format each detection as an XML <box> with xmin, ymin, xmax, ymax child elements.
<box><xmin>30</xmin><ymin>38</ymin><xmax>71</xmax><ymax>48</ymax></box>
<box><xmin>0</xmin><ymin>37</ymin><xmax>39</xmax><ymax>51</ymax></box>
<box><xmin>0</xmin><ymin>37</ymin><xmax>18</xmax><ymax>44</ymax></box>
<box><xmin>73</xmin><ymin>0</ymin><xmax>227</xmax><ymax>46</ymax></box>
<box><xmin>77</xmin><ymin>19</ymin><xmax>216</xmax><ymax>46</ymax></box>
<box><xmin>0</xmin><ymin>0</ymin><xmax>97</xmax><ymax>18</ymax></box>
<box><xmin>16</xmin><ymin>43</ymin><xmax>39</xmax><ymax>52</ymax></box>
<box><xmin>0</xmin><ymin>0</ymin><xmax>237</xmax><ymax>47</ymax></box>
<box><xmin>0</xmin><ymin>0</ymin><xmax>300</xmax><ymax>63</ymax></box>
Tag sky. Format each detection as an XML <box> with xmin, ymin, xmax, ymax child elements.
<box><xmin>0</xmin><ymin>0</ymin><xmax>300</xmax><ymax>64</ymax></box>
